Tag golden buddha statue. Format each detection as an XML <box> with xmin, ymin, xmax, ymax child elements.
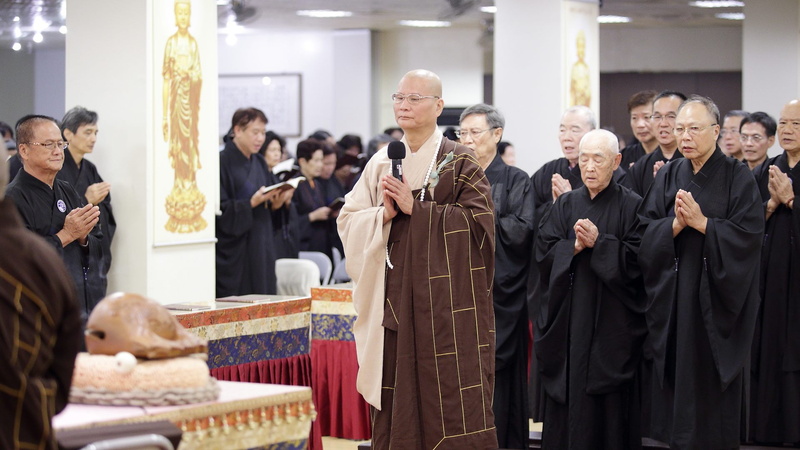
<box><xmin>162</xmin><ymin>0</ymin><xmax>207</xmax><ymax>233</ymax></box>
<box><xmin>569</xmin><ymin>30</ymin><xmax>591</xmax><ymax>107</ymax></box>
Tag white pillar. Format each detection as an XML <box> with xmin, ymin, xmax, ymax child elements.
<box><xmin>494</xmin><ymin>0</ymin><xmax>599</xmax><ymax>175</ymax></box>
<box><xmin>65</xmin><ymin>0</ymin><xmax>218</xmax><ymax>303</ymax></box>
<box><xmin>742</xmin><ymin>0</ymin><xmax>800</xmax><ymax>117</ymax></box>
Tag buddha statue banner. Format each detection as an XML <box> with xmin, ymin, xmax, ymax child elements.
<box><xmin>153</xmin><ymin>0</ymin><xmax>219</xmax><ymax>245</ymax></box>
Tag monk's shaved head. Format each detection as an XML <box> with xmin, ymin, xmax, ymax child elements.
<box><xmin>400</xmin><ymin>69</ymin><xmax>442</xmax><ymax>97</ymax></box>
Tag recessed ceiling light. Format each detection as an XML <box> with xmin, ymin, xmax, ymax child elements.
<box><xmin>32</xmin><ymin>32</ymin><xmax>43</xmax><ymax>43</ymax></box>
<box><xmin>598</xmin><ymin>15</ymin><xmax>632</xmax><ymax>24</ymax></box>
<box><xmin>689</xmin><ymin>1</ymin><xmax>744</xmax><ymax>8</ymax></box>
<box><xmin>398</xmin><ymin>20</ymin><xmax>451</xmax><ymax>28</ymax></box>
<box><xmin>716</xmin><ymin>12</ymin><xmax>745</xmax><ymax>20</ymax></box>
<box><xmin>12</xmin><ymin>42</ymin><xmax>21</xmax><ymax>51</ymax></box>
<box><xmin>480</xmin><ymin>6</ymin><xmax>497</xmax><ymax>13</ymax></box>
<box><xmin>59</xmin><ymin>25</ymin><xmax>67</xmax><ymax>34</ymax></box>
<box><xmin>296</xmin><ymin>10</ymin><xmax>353</xmax><ymax>18</ymax></box>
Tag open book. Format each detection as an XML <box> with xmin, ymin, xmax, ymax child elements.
<box><xmin>261</xmin><ymin>176</ymin><xmax>306</xmax><ymax>194</ymax></box>
<box><xmin>272</xmin><ymin>158</ymin><xmax>300</xmax><ymax>182</ymax></box>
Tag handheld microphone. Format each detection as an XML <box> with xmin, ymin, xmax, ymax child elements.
<box><xmin>387</xmin><ymin>141</ymin><xmax>406</xmax><ymax>181</ymax></box>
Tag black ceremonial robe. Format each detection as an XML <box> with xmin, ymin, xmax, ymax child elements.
<box><xmin>625</xmin><ymin>147</ymin><xmax>683</xmax><ymax>197</ymax></box>
<box><xmin>216</xmin><ymin>142</ymin><xmax>279</xmax><ymax>297</ymax></box>
<box><xmin>527</xmin><ymin>156</ymin><xmax>626</xmax><ymax>421</ymax></box>
<box><xmin>750</xmin><ymin>153</ymin><xmax>800</xmax><ymax>444</ymax></box>
<box><xmin>293</xmin><ymin>177</ymin><xmax>336</xmax><ymax>262</ymax></box>
<box><xmin>484</xmin><ymin>152</ymin><xmax>534</xmax><ymax>449</ymax></box>
<box><xmin>536</xmin><ymin>180</ymin><xmax>645</xmax><ymax>450</ymax></box>
<box><xmin>620</xmin><ymin>141</ymin><xmax>647</xmax><ymax>174</ymax></box>
<box><xmin>59</xmin><ymin>151</ymin><xmax>116</xmax><ymax>297</ymax></box>
<box><xmin>5</xmin><ymin>170</ymin><xmax>104</xmax><ymax>320</ymax></box>
<box><xmin>637</xmin><ymin>148</ymin><xmax>763</xmax><ymax>449</ymax></box>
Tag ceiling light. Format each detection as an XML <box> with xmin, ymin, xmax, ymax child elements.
<box><xmin>480</xmin><ymin>6</ymin><xmax>497</xmax><ymax>13</ymax></box>
<box><xmin>13</xmin><ymin>16</ymin><xmax>20</xmax><ymax>22</ymax></box>
<box><xmin>12</xmin><ymin>42</ymin><xmax>21</xmax><ymax>51</ymax></box>
<box><xmin>13</xmin><ymin>27</ymin><xmax>22</xmax><ymax>39</ymax></box>
<box><xmin>32</xmin><ymin>32</ymin><xmax>43</xmax><ymax>43</ymax></box>
<box><xmin>716</xmin><ymin>12</ymin><xmax>745</xmax><ymax>20</ymax></box>
<box><xmin>59</xmin><ymin>25</ymin><xmax>67</xmax><ymax>34</ymax></box>
<box><xmin>296</xmin><ymin>10</ymin><xmax>353</xmax><ymax>18</ymax></box>
<box><xmin>32</xmin><ymin>16</ymin><xmax>51</xmax><ymax>32</ymax></box>
<box><xmin>216</xmin><ymin>0</ymin><xmax>230</xmax><ymax>4</ymax></box>
<box><xmin>598</xmin><ymin>15</ymin><xmax>632</xmax><ymax>24</ymax></box>
<box><xmin>689</xmin><ymin>1</ymin><xmax>744</xmax><ymax>8</ymax></box>
<box><xmin>225</xmin><ymin>33</ymin><xmax>238</xmax><ymax>46</ymax></box>
<box><xmin>399</xmin><ymin>20</ymin><xmax>451</xmax><ymax>28</ymax></box>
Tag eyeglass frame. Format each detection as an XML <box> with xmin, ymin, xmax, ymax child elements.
<box><xmin>673</xmin><ymin>123</ymin><xmax>718</xmax><ymax>137</ymax></box>
<box><xmin>719</xmin><ymin>129</ymin><xmax>741</xmax><ymax>137</ymax></box>
<box><xmin>739</xmin><ymin>133</ymin><xmax>766</xmax><ymax>144</ymax></box>
<box><xmin>22</xmin><ymin>140</ymin><xmax>69</xmax><ymax>151</ymax></box>
<box><xmin>650</xmin><ymin>113</ymin><xmax>677</xmax><ymax>123</ymax></box>
<box><xmin>391</xmin><ymin>93</ymin><xmax>440</xmax><ymax>105</ymax></box>
<box><xmin>455</xmin><ymin>128</ymin><xmax>497</xmax><ymax>139</ymax></box>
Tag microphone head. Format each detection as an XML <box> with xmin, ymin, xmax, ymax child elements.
<box><xmin>387</xmin><ymin>141</ymin><xmax>406</xmax><ymax>160</ymax></box>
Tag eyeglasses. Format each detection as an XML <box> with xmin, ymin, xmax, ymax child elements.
<box><xmin>740</xmin><ymin>134</ymin><xmax>765</xmax><ymax>144</ymax></box>
<box><xmin>650</xmin><ymin>113</ymin><xmax>677</xmax><ymax>123</ymax></box>
<box><xmin>24</xmin><ymin>140</ymin><xmax>68</xmax><ymax>150</ymax></box>
<box><xmin>673</xmin><ymin>124</ymin><xmax>718</xmax><ymax>137</ymax></box>
<box><xmin>720</xmin><ymin>129</ymin><xmax>740</xmax><ymax>137</ymax></box>
<box><xmin>391</xmin><ymin>93</ymin><xmax>440</xmax><ymax>105</ymax></box>
<box><xmin>455</xmin><ymin>128</ymin><xmax>496</xmax><ymax>139</ymax></box>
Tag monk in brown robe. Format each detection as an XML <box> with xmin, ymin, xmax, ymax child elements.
<box><xmin>338</xmin><ymin>69</ymin><xmax>497</xmax><ymax>449</ymax></box>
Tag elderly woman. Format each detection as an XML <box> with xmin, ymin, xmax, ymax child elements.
<box><xmin>292</xmin><ymin>138</ymin><xmax>337</xmax><ymax>261</ymax></box>
<box><xmin>259</xmin><ymin>130</ymin><xmax>286</xmax><ymax>172</ymax></box>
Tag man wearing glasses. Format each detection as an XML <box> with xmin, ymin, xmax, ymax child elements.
<box><xmin>739</xmin><ymin>111</ymin><xmax>776</xmax><ymax>171</ymax></box>
<box><xmin>338</xmin><ymin>70</ymin><xmax>497</xmax><ymax>449</ymax></box>
<box><xmin>459</xmin><ymin>103</ymin><xmax>534</xmax><ymax>449</ymax></box>
<box><xmin>5</xmin><ymin>115</ymin><xmax>102</xmax><ymax>322</ymax></box>
<box><xmin>749</xmin><ymin>99</ymin><xmax>800</xmax><ymax>446</ymax></box>
<box><xmin>720</xmin><ymin>110</ymin><xmax>748</xmax><ymax>160</ymax></box>
<box><xmin>626</xmin><ymin>90</ymin><xmax>687</xmax><ymax>197</ymax></box>
<box><xmin>637</xmin><ymin>96</ymin><xmax>763</xmax><ymax>449</ymax></box>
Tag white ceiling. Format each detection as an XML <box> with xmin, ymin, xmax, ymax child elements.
<box><xmin>0</xmin><ymin>0</ymin><xmax>745</xmax><ymax>51</ymax></box>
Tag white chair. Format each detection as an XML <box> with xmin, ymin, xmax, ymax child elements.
<box><xmin>298</xmin><ymin>251</ymin><xmax>332</xmax><ymax>285</ymax></box>
<box><xmin>275</xmin><ymin>258</ymin><xmax>321</xmax><ymax>296</ymax></box>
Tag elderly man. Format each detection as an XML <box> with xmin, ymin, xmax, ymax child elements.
<box><xmin>60</xmin><ymin>106</ymin><xmax>116</xmax><ymax>299</ymax></box>
<box><xmin>637</xmin><ymin>96</ymin><xmax>763</xmax><ymax>449</ymax></box>
<box><xmin>5</xmin><ymin>115</ymin><xmax>103</xmax><ymax>320</ymax></box>
<box><xmin>740</xmin><ymin>111</ymin><xmax>776</xmax><ymax>171</ymax></box>
<box><xmin>626</xmin><ymin>90</ymin><xmax>686</xmax><ymax>197</ymax></box>
<box><xmin>527</xmin><ymin>105</ymin><xmax>625</xmax><ymax>422</ymax></box>
<box><xmin>720</xmin><ymin>110</ymin><xmax>748</xmax><ymax>160</ymax></box>
<box><xmin>620</xmin><ymin>90</ymin><xmax>658</xmax><ymax>172</ymax></box>
<box><xmin>536</xmin><ymin>129</ymin><xmax>645</xmax><ymax>449</ymax></box>
<box><xmin>749</xmin><ymin>99</ymin><xmax>800</xmax><ymax>445</ymax></box>
<box><xmin>0</xmin><ymin>139</ymin><xmax>83</xmax><ymax>450</ymax></box>
<box><xmin>338</xmin><ymin>70</ymin><xmax>497</xmax><ymax>449</ymax></box>
<box><xmin>459</xmin><ymin>103</ymin><xmax>533</xmax><ymax>449</ymax></box>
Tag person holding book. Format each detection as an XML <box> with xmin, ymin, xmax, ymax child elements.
<box><xmin>293</xmin><ymin>138</ymin><xmax>338</xmax><ymax>262</ymax></box>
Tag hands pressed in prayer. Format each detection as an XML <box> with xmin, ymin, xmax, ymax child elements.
<box><xmin>84</xmin><ymin>181</ymin><xmax>111</xmax><ymax>206</ymax></box>
<box><xmin>653</xmin><ymin>160</ymin><xmax>666</xmax><ymax>179</ymax></box>
<box><xmin>250</xmin><ymin>186</ymin><xmax>280</xmax><ymax>208</ymax></box>
<box><xmin>382</xmin><ymin>174</ymin><xmax>414</xmax><ymax>218</ymax></box>
<box><xmin>551</xmin><ymin>173</ymin><xmax>572</xmax><ymax>202</ymax></box>
<box><xmin>58</xmin><ymin>203</ymin><xmax>100</xmax><ymax>247</ymax></box>
<box><xmin>573</xmin><ymin>218</ymin><xmax>598</xmax><ymax>254</ymax></box>
<box><xmin>674</xmin><ymin>190</ymin><xmax>707</xmax><ymax>235</ymax></box>
<box><xmin>767</xmin><ymin>166</ymin><xmax>794</xmax><ymax>214</ymax></box>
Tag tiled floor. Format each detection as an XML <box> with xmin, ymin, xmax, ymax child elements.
<box><xmin>320</xmin><ymin>421</ymin><xmax>543</xmax><ymax>449</ymax></box>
